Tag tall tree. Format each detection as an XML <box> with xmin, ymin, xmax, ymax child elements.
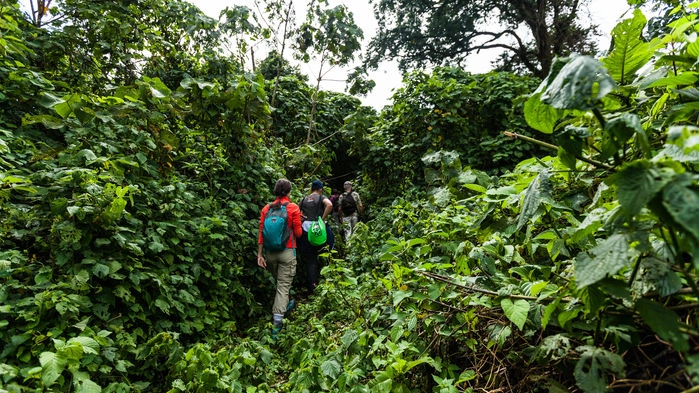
<box><xmin>293</xmin><ymin>0</ymin><xmax>363</xmax><ymax>143</ymax></box>
<box><xmin>365</xmin><ymin>0</ymin><xmax>600</xmax><ymax>78</ymax></box>
<box><xmin>252</xmin><ymin>0</ymin><xmax>298</xmax><ymax>107</ymax></box>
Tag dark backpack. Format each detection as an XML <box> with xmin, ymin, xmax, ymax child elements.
<box><xmin>300</xmin><ymin>195</ymin><xmax>325</xmax><ymax>221</ymax></box>
<box><xmin>262</xmin><ymin>202</ymin><xmax>290</xmax><ymax>251</ymax></box>
<box><xmin>340</xmin><ymin>192</ymin><xmax>357</xmax><ymax>214</ymax></box>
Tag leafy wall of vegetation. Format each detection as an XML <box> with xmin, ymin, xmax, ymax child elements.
<box><xmin>1</xmin><ymin>2</ymin><xmax>281</xmax><ymax>391</ymax></box>
<box><xmin>354</xmin><ymin>68</ymin><xmax>546</xmax><ymax>204</ymax></box>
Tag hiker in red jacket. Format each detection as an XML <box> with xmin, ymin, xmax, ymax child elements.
<box><xmin>257</xmin><ymin>178</ymin><xmax>303</xmax><ymax>334</ymax></box>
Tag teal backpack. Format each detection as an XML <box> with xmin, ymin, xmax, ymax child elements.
<box><xmin>262</xmin><ymin>202</ymin><xmax>290</xmax><ymax>251</ymax></box>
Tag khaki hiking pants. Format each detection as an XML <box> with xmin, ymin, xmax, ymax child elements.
<box><xmin>266</xmin><ymin>248</ymin><xmax>297</xmax><ymax>315</ymax></box>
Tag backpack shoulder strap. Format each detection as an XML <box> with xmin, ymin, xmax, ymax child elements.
<box><xmin>317</xmin><ymin>195</ymin><xmax>326</xmax><ymax>217</ymax></box>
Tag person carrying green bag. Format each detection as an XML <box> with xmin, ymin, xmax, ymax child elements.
<box><xmin>298</xmin><ymin>179</ymin><xmax>334</xmax><ymax>293</ymax></box>
<box><xmin>308</xmin><ymin>216</ymin><xmax>327</xmax><ymax>246</ymax></box>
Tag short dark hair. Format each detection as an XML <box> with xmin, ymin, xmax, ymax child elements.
<box><xmin>274</xmin><ymin>178</ymin><xmax>292</xmax><ymax>197</ymax></box>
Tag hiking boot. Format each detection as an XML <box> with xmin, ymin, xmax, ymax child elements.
<box><xmin>271</xmin><ymin>324</ymin><xmax>282</xmax><ymax>340</ymax></box>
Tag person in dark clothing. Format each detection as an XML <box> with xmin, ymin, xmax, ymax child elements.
<box><xmin>339</xmin><ymin>181</ymin><xmax>363</xmax><ymax>240</ymax></box>
<box><xmin>329</xmin><ymin>189</ymin><xmax>341</xmax><ymax>224</ymax></box>
<box><xmin>297</xmin><ymin>179</ymin><xmax>333</xmax><ymax>293</ymax></box>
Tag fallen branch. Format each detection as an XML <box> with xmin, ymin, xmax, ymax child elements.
<box><xmin>503</xmin><ymin>131</ymin><xmax>613</xmax><ymax>170</ymax></box>
<box><xmin>417</xmin><ymin>270</ymin><xmax>574</xmax><ymax>302</ymax></box>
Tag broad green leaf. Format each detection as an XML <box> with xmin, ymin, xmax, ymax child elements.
<box><xmin>54</xmin><ymin>93</ymin><xmax>82</xmax><ymax>119</ymax></box>
<box><xmin>72</xmin><ymin>371</ymin><xmax>102</xmax><ymax>393</ymax></box>
<box><xmin>529</xmin><ymin>281</ymin><xmax>549</xmax><ymax>297</ymax></box>
<box><xmin>542</xmin><ymin>299</ymin><xmax>559</xmax><ymax>330</ymax></box>
<box><xmin>461</xmin><ymin>182</ymin><xmax>486</xmax><ymax>193</ymax></box>
<box><xmin>556</xmin><ymin>126</ymin><xmax>588</xmax><ymax>159</ymax></box>
<box><xmin>636</xmin><ymin>298</ymin><xmax>689</xmax><ymax>352</ymax></box>
<box><xmin>67</xmin><ymin>336</ymin><xmax>100</xmax><ymax>355</ymax></box>
<box><xmin>605</xmin><ymin>113</ymin><xmax>650</xmax><ymax>158</ymax></box>
<box><xmin>406</xmin><ymin>238</ymin><xmax>426</xmax><ymax>248</ymax></box>
<box><xmin>541</xmin><ymin>56</ymin><xmax>616</xmax><ymax>111</ymax></box>
<box><xmin>640</xmin><ymin>257</ymin><xmax>682</xmax><ymax>296</ymax></box>
<box><xmin>39</xmin><ymin>351</ymin><xmax>67</xmax><ymax>386</ymax></box>
<box><xmin>321</xmin><ymin>359</ymin><xmax>341</xmax><ymax>379</ymax></box>
<box><xmin>523</xmin><ymin>91</ymin><xmax>563</xmax><ymax>134</ymax></box>
<box><xmin>500</xmin><ymin>298</ymin><xmax>529</xmax><ymax>331</ymax></box>
<box><xmin>538</xmin><ymin>334</ymin><xmax>572</xmax><ymax>361</ymax></box>
<box><xmin>456</xmin><ymin>369</ymin><xmax>476</xmax><ymax>384</ymax></box>
<box><xmin>405</xmin><ymin>356</ymin><xmax>434</xmax><ymax>372</ymax></box>
<box><xmin>171</xmin><ymin>379</ymin><xmax>186</xmax><ymax>391</ymax></box>
<box><xmin>34</xmin><ymin>268</ymin><xmax>52</xmax><ymax>285</ymax></box>
<box><xmin>372</xmin><ymin>377</ymin><xmax>392</xmax><ymax>393</ymax></box>
<box><xmin>430</xmin><ymin>187</ymin><xmax>452</xmax><ymax>206</ymax></box>
<box><xmin>92</xmin><ymin>263</ymin><xmax>109</xmax><ymax>278</ymax></box>
<box><xmin>74</xmin><ymin>107</ymin><xmax>95</xmax><ymax>124</ymax></box>
<box><xmin>428</xmin><ymin>283</ymin><xmax>442</xmax><ymax>300</ymax></box>
<box><xmin>22</xmin><ymin>114</ymin><xmax>64</xmax><ymax>129</ymax></box>
<box><xmin>574</xmin><ymin>346</ymin><xmax>625</xmax><ymax>393</ymax></box>
<box><xmin>575</xmin><ymin>234</ymin><xmax>631</xmax><ymax>288</ymax></box>
<box><xmin>393</xmin><ymin>290</ymin><xmax>413</xmax><ymax>307</ymax></box>
<box><xmin>658</xmin><ymin>144</ymin><xmax>699</xmax><ymax>164</ymax></box>
<box><xmin>102</xmin><ymin>196</ymin><xmax>127</xmax><ymax>224</ymax></box>
<box><xmin>79</xmin><ymin>149</ymin><xmax>97</xmax><ymax>162</ymax></box>
<box><xmin>341</xmin><ymin>329</ymin><xmax>359</xmax><ymax>349</ymax></box>
<box><xmin>62</xmin><ymin>341</ymin><xmax>85</xmax><ymax>360</ymax></box>
<box><xmin>144</xmin><ymin>77</ymin><xmax>172</xmax><ymax>98</ymax></box>
<box><xmin>607</xmin><ymin>160</ymin><xmax>671</xmax><ymax>217</ymax></box>
<box><xmin>646</xmin><ymin>72</ymin><xmax>699</xmax><ymax>88</ymax></box>
<box><xmin>517</xmin><ymin>170</ymin><xmax>552</xmax><ymax>230</ymax></box>
<box><xmin>580</xmin><ymin>285</ymin><xmax>605</xmax><ymax>316</ymax></box>
<box><xmin>662</xmin><ymin>177</ymin><xmax>699</xmax><ymax>242</ymax></box>
<box><xmin>38</xmin><ymin>92</ymin><xmax>65</xmax><ymax>109</ymax></box>
<box><xmin>602</xmin><ymin>9</ymin><xmax>658</xmax><ymax>85</ymax></box>
<box><xmin>259</xmin><ymin>349</ymin><xmax>273</xmax><ymax>364</ymax></box>
<box><xmin>155</xmin><ymin>298</ymin><xmax>171</xmax><ymax>314</ymax></box>
<box><xmin>666</xmin><ymin>101</ymin><xmax>699</xmax><ymax>124</ymax></box>
<box><xmin>73</xmin><ymin>318</ymin><xmax>90</xmax><ymax>331</ymax></box>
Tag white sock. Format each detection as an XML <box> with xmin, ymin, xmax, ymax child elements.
<box><xmin>273</xmin><ymin>313</ymin><xmax>283</xmax><ymax>327</ymax></box>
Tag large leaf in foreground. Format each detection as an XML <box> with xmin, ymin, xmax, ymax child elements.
<box><xmin>574</xmin><ymin>346</ymin><xmax>625</xmax><ymax>393</ymax></box>
<box><xmin>575</xmin><ymin>234</ymin><xmax>631</xmax><ymax>288</ymax></box>
<box><xmin>662</xmin><ymin>176</ymin><xmax>699</xmax><ymax>243</ymax></box>
<box><xmin>607</xmin><ymin>160</ymin><xmax>671</xmax><ymax>217</ymax></box>
<box><xmin>540</xmin><ymin>56</ymin><xmax>616</xmax><ymax>111</ymax></box>
<box><xmin>601</xmin><ymin>9</ymin><xmax>658</xmax><ymax>85</ymax></box>
<box><xmin>501</xmin><ymin>298</ymin><xmax>530</xmax><ymax>331</ymax></box>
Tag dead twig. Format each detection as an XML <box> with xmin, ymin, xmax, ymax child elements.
<box><xmin>503</xmin><ymin>131</ymin><xmax>613</xmax><ymax>170</ymax></box>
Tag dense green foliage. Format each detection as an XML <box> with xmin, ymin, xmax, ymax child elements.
<box><xmin>355</xmin><ymin>69</ymin><xmax>545</xmax><ymax>203</ymax></box>
<box><xmin>2</xmin><ymin>1</ymin><xmax>699</xmax><ymax>392</ymax></box>
<box><xmin>0</xmin><ymin>1</ymin><xmax>282</xmax><ymax>390</ymax></box>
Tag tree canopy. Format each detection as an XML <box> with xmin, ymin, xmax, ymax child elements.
<box><xmin>364</xmin><ymin>0</ymin><xmax>600</xmax><ymax>78</ymax></box>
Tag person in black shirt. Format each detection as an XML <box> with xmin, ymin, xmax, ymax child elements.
<box><xmin>297</xmin><ymin>179</ymin><xmax>333</xmax><ymax>293</ymax></box>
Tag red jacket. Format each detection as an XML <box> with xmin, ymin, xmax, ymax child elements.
<box><xmin>258</xmin><ymin>196</ymin><xmax>303</xmax><ymax>249</ymax></box>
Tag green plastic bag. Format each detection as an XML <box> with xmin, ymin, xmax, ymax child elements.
<box><xmin>308</xmin><ymin>217</ymin><xmax>327</xmax><ymax>246</ymax></box>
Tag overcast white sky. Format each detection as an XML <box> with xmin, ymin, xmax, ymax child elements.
<box><xmin>188</xmin><ymin>0</ymin><xmax>633</xmax><ymax>109</ymax></box>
